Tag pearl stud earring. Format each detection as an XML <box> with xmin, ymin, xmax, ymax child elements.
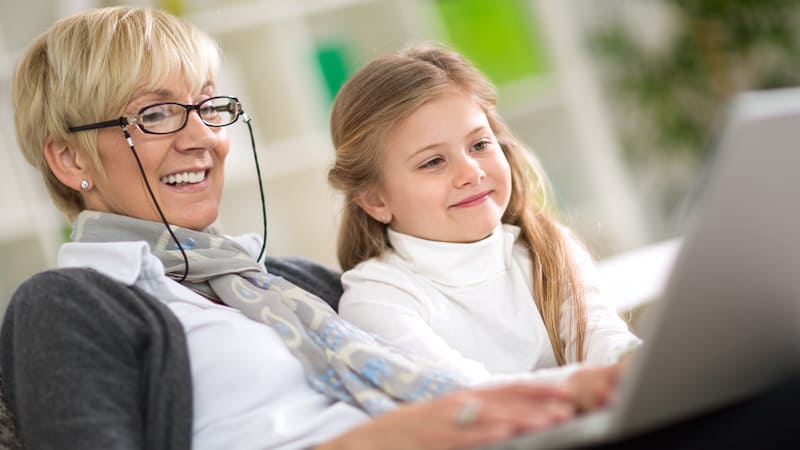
<box><xmin>80</xmin><ymin>179</ymin><xmax>90</xmax><ymax>190</ymax></box>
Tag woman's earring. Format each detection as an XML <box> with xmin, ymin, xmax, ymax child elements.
<box><xmin>80</xmin><ymin>179</ymin><xmax>90</xmax><ymax>190</ymax></box>
<box><xmin>381</xmin><ymin>214</ymin><xmax>387</xmax><ymax>224</ymax></box>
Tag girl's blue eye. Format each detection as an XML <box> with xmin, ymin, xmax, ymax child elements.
<box><xmin>472</xmin><ymin>140</ymin><xmax>491</xmax><ymax>152</ymax></box>
<box><xmin>420</xmin><ymin>157</ymin><xmax>444</xmax><ymax>169</ymax></box>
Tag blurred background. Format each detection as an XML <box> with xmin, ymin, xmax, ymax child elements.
<box><xmin>1</xmin><ymin>0</ymin><xmax>800</xmax><ymax>311</ymax></box>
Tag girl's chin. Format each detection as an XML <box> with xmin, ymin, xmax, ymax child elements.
<box><xmin>464</xmin><ymin>231</ymin><xmax>499</xmax><ymax>244</ymax></box>
<box><xmin>451</xmin><ymin>220</ymin><xmax>500</xmax><ymax>242</ymax></box>
<box><xmin>419</xmin><ymin>228</ymin><xmax>498</xmax><ymax>244</ymax></box>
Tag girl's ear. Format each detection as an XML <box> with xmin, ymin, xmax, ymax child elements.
<box><xmin>354</xmin><ymin>187</ymin><xmax>392</xmax><ymax>224</ymax></box>
<box><xmin>43</xmin><ymin>137</ymin><xmax>90</xmax><ymax>191</ymax></box>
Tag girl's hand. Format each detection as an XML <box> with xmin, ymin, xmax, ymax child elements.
<box><xmin>317</xmin><ymin>383</ymin><xmax>576</xmax><ymax>450</ymax></box>
<box><xmin>565</xmin><ymin>362</ymin><xmax>625</xmax><ymax>412</ymax></box>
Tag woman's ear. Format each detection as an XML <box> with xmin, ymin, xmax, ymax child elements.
<box><xmin>43</xmin><ymin>137</ymin><xmax>90</xmax><ymax>191</ymax></box>
<box><xmin>354</xmin><ymin>187</ymin><xmax>392</xmax><ymax>224</ymax></box>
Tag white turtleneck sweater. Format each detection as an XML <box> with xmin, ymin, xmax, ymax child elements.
<box><xmin>339</xmin><ymin>224</ymin><xmax>640</xmax><ymax>385</ymax></box>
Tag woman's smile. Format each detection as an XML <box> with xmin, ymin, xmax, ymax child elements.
<box><xmin>160</xmin><ymin>168</ymin><xmax>210</xmax><ymax>192</ymax></box>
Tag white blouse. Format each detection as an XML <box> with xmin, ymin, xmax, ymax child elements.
<box><xmin>58</xmin><ymin>235</ymin><xmax>368</xmax><ymax>450</ymax></box>
<box><xmin>339</xmin><ymin>224</ymin><xmax>640</xmax><ymax>385</ymax></box>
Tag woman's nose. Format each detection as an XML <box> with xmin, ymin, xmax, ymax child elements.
<box><xmin>176</xmin><ymin>110</ymin><xmax>218</xmax><ymax>150</ymax></box>
<box><xmin>453</xmin><ymin>155</ymin><xmax>485</xmax><ymax>187</ymax></box>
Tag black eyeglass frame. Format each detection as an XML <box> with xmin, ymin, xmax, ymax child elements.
<box><xmin>67</xmin><ymin>95</ymin><xmax>243</xmax><ymax>135</ymax></box>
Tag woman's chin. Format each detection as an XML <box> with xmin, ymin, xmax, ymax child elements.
<box><xmin>169</xmin><ymin>208</ymin><xmax>219</xmax><ymax>231</ymax></box>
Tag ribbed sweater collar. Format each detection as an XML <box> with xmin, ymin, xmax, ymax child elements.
<box><xmin>386</xmin><ymin>224</ymin><xmax>520</xmax><ymax>287</ymax></box>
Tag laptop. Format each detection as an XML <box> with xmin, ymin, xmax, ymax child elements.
<box><xmin>485</xmin><ymin>86</ymin><xmax>800</xmax><ymax>449</ymax></box>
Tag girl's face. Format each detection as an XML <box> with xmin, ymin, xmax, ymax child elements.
<box><xmin>372</xmin><ymin>89</ymin><xmax>512</xmax><ymax>243</ymax></box>
<box><xmin>83</xmin><ymin>77</ymin><xmax>230</xmax><ymax>231</ymax></box>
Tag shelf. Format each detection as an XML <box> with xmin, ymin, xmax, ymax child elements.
<box><xmin>223</xmin><ymin>127</ymin><xmax>333</xmax><ymax>189</ymax></box>
<box><xmin>186</xmin><ymin>0</ymin><xmax>379</xmax><ymax>34</ymax></box>
<box><xmin>497</xmin><ymin>74</ymin><xmax>562</xmax><ymax>120</ymax></box>
<box><xmin>0</xmin><ymin>52</ymin><xmax>13</xmax><ymax>82</ymax></box>
<box><xmin>0</xmin><ymin>203</ymin><xmax>63</xmax><ymax>244</ymax></box>
<box><xmin>597</xmin><ymin>237</ymin><xmax>682</xmax><ymax>312</ymax></box>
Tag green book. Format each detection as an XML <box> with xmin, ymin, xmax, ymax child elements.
<box><xmin>435</xmin><ymin>0</ymin><xmax>549</xmax><ymax>85</ymax></box>
<box><xmin>315</xmin><ymin>41</ymin><xmax>353</xmax><ymax>104</ymax></box>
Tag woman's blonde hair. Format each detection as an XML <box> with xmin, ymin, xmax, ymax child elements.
<box><xmin>328</xmin><ymin>45</ymin><xmax>587</xmax><ymax>364</ymax></box>
<box><xmin>12</xmin><ymin>6</ymin><xmax>220</xmax><ymax>220</ymax></box>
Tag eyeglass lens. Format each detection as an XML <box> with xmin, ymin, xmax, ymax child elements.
<box><xmin>139</xmin><ymin>97</ymin><xmax>239</xmax><ymax>134</ymax></box>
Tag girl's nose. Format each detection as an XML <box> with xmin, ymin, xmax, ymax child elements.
<box><xmin>453</xmin><ymin>155</ymin><xmax>485</xmax><ymax>187</ymax></box>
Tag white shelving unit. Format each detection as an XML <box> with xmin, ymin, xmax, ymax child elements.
<box><xmin>0</xmin><ymin>0</ymin><xmax>650</xmax><ymax>311</ymax></box>
<box><xmin>531</xmin><ymin>0</ymin><xmax>647</xmax><ymax>253</ymax></box>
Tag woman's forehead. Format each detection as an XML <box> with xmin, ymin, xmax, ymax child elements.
<box><xmin>126</xmin><ymin>76</ymin><xmax>214</xmax><ymax>106</ymax></box>
<box><xmin>134</xmin><ymin>79</ymin><xmax>214</xmax><ymax>98</ymax></box>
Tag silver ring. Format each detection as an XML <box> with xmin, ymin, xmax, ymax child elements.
<box><xmin>455</xmin><ymin>398</ymin><xmax>482</xmax><ymax>427</ymax></box>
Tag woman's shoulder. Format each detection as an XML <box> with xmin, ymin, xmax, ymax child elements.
<box><xmin>11</xmin><ymin>267</ymin><xmax>141</xmax><ymax>305</ymax></box>
<box><xmin>17</xmin><ymin>265</ymin><xmax>123</xmax><ymax>285</ymax></box>
<box><xmin>9</xmin><ymin>267</ymin><xmax>133</xmax><ymax>310</ymax></box>
<box><xmin>4</xmin><ymin>267</ymin><xmax>183</xmax><ymax>335</ymax></box>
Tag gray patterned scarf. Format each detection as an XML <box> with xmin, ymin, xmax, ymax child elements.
<box><xmin>72</xmin><ymin>211</ymin><xmax>464</xmax><ymax>415</ymax></box>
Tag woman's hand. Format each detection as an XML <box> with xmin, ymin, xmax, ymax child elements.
<box><xmin>565</xmin><ymin>362</ymin><xmax>625</xmax><ymax>412</ymax></box>
<box><xmin>317</xmin><ymin>383</ymin><xmax>576</xmax><ymax>450</ymax></box>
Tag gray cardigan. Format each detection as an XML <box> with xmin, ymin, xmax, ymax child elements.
<box><xmin>0</xmin><ymin>257</ymin><xmax>342</xmax><ymax>449</ymax></box>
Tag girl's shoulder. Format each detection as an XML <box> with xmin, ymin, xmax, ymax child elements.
<box><xmin>341</xmin><ymin>249</ymin><xmax>414</xmax><ymax>285</ymax></box>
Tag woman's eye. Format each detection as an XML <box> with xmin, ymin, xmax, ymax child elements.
<box><xmin>140</xmin><ymin>105</ymin><xmax>178</xmax><ymax>124</ymax></box>
<box><xmin>141</xmin><ymin>111</ymin><xmax>167</xmax><ymax>123</ymax></box>
<box><xmin>420</xmin><ymin>157</ymin><xmax>444</xmax><ymax>169</ymax></box>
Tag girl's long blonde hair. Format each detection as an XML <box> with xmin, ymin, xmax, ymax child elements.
<box><xmin>328</xmin><ymin>45</ymin><xmax>586</xmax><ymax>364</ymax></box>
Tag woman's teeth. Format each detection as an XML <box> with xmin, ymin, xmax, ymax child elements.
<box><xmin>160</xmin><ymin>170</ymin><xmax>205</xmax><ymax>186</ymax></box>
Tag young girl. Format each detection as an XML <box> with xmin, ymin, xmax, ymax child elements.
<box><xmin>328</xmin><ymin>45</ymin><xmax>640</xmax><ymax>388</ymax></box>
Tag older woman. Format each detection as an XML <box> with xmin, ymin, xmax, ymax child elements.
<box><xmin>2</xmin><ymin>7</ymin><xmax>577</xmax><ymax>449</ymax></box>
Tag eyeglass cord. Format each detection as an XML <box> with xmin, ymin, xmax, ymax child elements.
<box><xmin>122</xmin><ymin>106</ymin><xmax>269</xmax><ymax>283</ymax></box>
<box><xmin>242</xmin><ymin>111</ymin><xmax>269</xmax><ymax>264</ymax></box>
<box><xmin>122</xmin><ymin>125</ymin><xmax>191</xmax><ymax>282</ymax></box>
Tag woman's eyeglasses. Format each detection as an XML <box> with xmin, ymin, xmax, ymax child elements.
<box><xmin>68</xmin><ymin>96</ymin><xmax>242</xmax><ymax>135</ymax></box>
